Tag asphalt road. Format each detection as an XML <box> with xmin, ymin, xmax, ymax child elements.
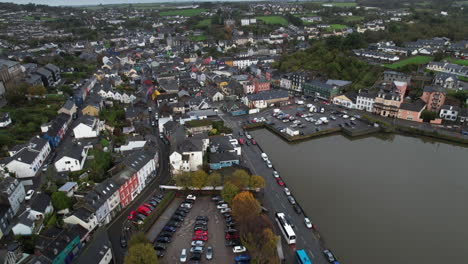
<box><xmin>219</xmin><ymin>112</ymin><xmax>330</xmax><ymax>264</ymax></box>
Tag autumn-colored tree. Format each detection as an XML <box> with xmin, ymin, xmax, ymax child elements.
<box><xmin>27</xmin><ymin>85</ymin><xmax>47</xmax><ymax>96</ymax></box>
<box><xmin>207</xmin><ymin>172</ymin><xmax>222</xmax><ymax>187</ymax></box>
<box><xmin>230</xmin><ymin>169</ymin><xmax>250</xmax><ymax>189</ymax></box>
<box><xmin>191</xmin><ymin>170</ymin><xmax>208</xmax><ymax>189</ymax></box>
<box><xmin>175</xmin><ymin>171</ymin><xmax>191</xmax><ymax>189</ymax></box>
<box><xmin>232</xmin><ymin>191</ymin><xmax>260</xmax><ymax>225</ymax></box>
<box><xmin>124</xmin><ymin>243</ymin><xmax>158</xmax><ymax>264</ymax></box>
<box><xmin>221</xmin><ymin>181</ymin><xmax>239</xmax><ymax>204</ymax></box>
<box><xmin>249</xmin><ymin>175</ymin><xmax>265</xmax><ymax>189</ymax></box>
<box><xmin>128</xmin><ymin>232</ymin><xmax>148</xmax><ymax>248</ymax></box>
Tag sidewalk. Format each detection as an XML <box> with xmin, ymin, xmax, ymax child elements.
<box><xmin>145</xmin><ymin>197</ymin><xmax>183</xmax><ymax>243</ymax></box>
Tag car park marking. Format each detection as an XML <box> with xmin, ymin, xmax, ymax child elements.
<box><xmin>280</xmin><ymin>202</ymin><xmax>286</xmax><ymax>209</ymax></box>
<box><xmin>308</xmin><ymin>249</ymin><xmax>315</xmax><ymax>258</ymax></box>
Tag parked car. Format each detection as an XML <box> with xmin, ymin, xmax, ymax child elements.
<box><xmin>266</xmin><ymin>160</ymin><xmax>273</xmax><ymax>168</ymax></box>
<box><xmin>194</xmin><ymin>225</ymin><xmax>208</xmax><ymax>231</ymax></box>
<box><xmin>272</xmin><ymin>171</ymin><xmax>279</xmax><ymax>178</ymax></box>
<box><xmin>245</xmin><ymin>141</ymin><xmax>251</xmax><ymax>146</ymax></box>
<box><xmin>287</xmin><ymin>196</ymin><xmax>296</xmax><ymax>205</ymax></box>
<box><xmin>194</xmin><ymin>230</ymin><xmax>208</xmax><ymax>236</ymax></box>
<box><xmin>323</xmin><ymin>249</ymin><xmax>336</xmax><ymax>263</ymax></box>
<box><xmin>220</xmin><ymin>207</ymin><xmax>231</xmax><ymax>214</ymax></box>
<box><xmin>192</xmin><ymin>235</ymin><xmax>208</xmax><ymax>241</ymax></box>
<box><xmin>211</xmin><ymin>196</ymin><xmax>221</xmax><ymax>201</ymax></box>
<box><xmin>206</xmin><ymin>246</ymin><xmax>213</xmax><ymax>260</ymax></box>
<box><xmin>225</xmin><ymin>233</ymin><xmax>239</xmax><ymax>239</ymax></box>
<box><xmin>187</xmin><ymin>194</ymin><xmax>197</xmax><ymax>201</ymax></box>
<box><xmin>251</xmin><ymin>139</ymin><xmax>257</xmax><ymax>145</ymax></box>
<box><xmin>195</xmin><ymin>220</ymin><xmax>208</xmax><ymax>225</ymax></box>
<box><xmin>171</xmin><ymin>215</ymin><xmax>184</xmax><ymax>222</ymax></box>
<box><xmin>120</xmin><ymin>235</ymin><xmax>127</xmax><ymax>248</ymax></box>
<box><xmin>167</xmin><ymin>220</ymin><xmax>181</xmax><ymax>227</ymax></box>
<box><xmin>156</xmin><ymin>250</ymin><xmax>164</xmax><ymax>258</ymax></box>
<box><xmin>276</xmin><ymin>178</ymin><xmax>285</xmax><ymax>186</ymax></box>
<box><xmin>142</xmin><ymin>203</ymin><xmax>155</xmax><ymax>211</ymax></box>
<box><xmin>180</xmin><ymin>249</ymin><xmax>187</xmax><ymax>263</ymax></box>
<box><xmin>284</xmin><ymin>188</ymin><xmax>291</xmax><ymax>196</ymax></box>
<box><xmin>163</xmin><ymin>226</ymin><xmax>176</xmax><ymax>232</ymax></box>
<box><xmin>238</xmin><ymin>138</ymin><xmax>245</xmax><ymax>145</ymax></box>
<box><xmin>190</xmin><ymin>246</ymin><xmax>204</xmax><ymax>253</ymax></box>
<box><xmin>233</xmin><ymin>246</ymin><xmax>246</xmax><ymax>253</ymax></box>
<box><xmin>225</xmin><ymin>228</ymin><xmax>238</xmax><ymax>234</ymax></box>
<box><xmin>191</xmin><ymin>240</ymin><xmax>205</xmax><ymax>247</ymax></box>
<box><xmin>24</xmin><ymin>190</ymin><xmax>34</xmax><ymax>201</ymax></box>
<box><xmin>304</xmin><ymin>218</ymin><xmax>312</xmax><ymax>229</ymax></box>
<box><xmin>234</xmin><ymin>255</ymin><xmax>251</xmax><ymax>262</ymax></box>
<box><xmin>190</xmin><ymin>252</ymin><xmax>202</xmax><ymax>261</ymax></box>
<box><xmin>181</xmin><ymin>203</ymin><xmax>193</xmax><ymax>209</ymax></box>
<box><xmin>196</xmin><ymin>216</ymin><xmax>209</xmax><ymax>222</ymax></box>
<box><xmin>153</xmin><ymin>243</ymin><xmax>166</xmax><ymax>251</ymax></box>
<box><xmin>217</xmin><ymin>203</ymin><xmax>228</xmax><ymax>209</ymax></box>
<box><xmin>225</xmin><ymin>239</ymin><xmax>241</xmax><ymax>247</ymax></box>
<box><xmin>245</xmin><ymin>133</ymin><xmax>252</xmax><ymax>139</ymax></box>
<box><xmin>156</xmin><ymin>236</ymin><xmax>171</xmax><ymax>243</ymax></box>
<box><xmin>293</xmin><ymin>205</ymin><xmax>302</xmax><ymax>214</ymax></box>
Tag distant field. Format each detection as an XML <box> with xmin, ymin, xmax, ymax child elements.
<box><xmin>24</xmin><ymin>16</ymin><xmax>57</xmax><ymax>21</ymax></box>
<box><xmin>447</xmin><ymin>58</ymin><xmax>468</xmax><ymax>66</ymax></box>
<box><xmin>344</xmin><ymin>16</ymin><xmax>364</xmax><ymax>22</ymax></box>
<box><xmin>195</xmin><ymin>18</ymin><xmax>211</xmax><ymax>28</ymax></box>
<box><xmin>326</xmin><ymin>24</ymin><xmax>348</xmax><ymax>31</ymax></box>
<box><xmin>384</xmin><ymin>56</ymin><xmax>434</xmax><ymax>69</ymax></box>
<box><xmin>189</xmin><ymin>35</ymin><xmax>207</xmax><ymax>41</ymax></box>
<box><xmin>159</xmin><ymin>8</ymin><xmax>208</xmax><ymax>17</ymax></box>
<box><xmin>256</xmin><ymin>16</ymin><xmax>289</xmax><ymax>26</ymax></box>
<box><xmin>82</xmin><ymin>3</ymin><xmax>176</xmax><ymax>10</ymax></box>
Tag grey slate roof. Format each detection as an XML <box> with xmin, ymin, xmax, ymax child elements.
<box><xmin>210</xmin><ymin>152</ymin><xmax>239</xmax><ymax>163</ymax></box>
<box><xmin>245</xmin><ymin>89</ymin><xmax>289</xmax><ymax>101</ymax></box>
<box><xmin>423</xmin><ymin>86</ymin><xmax>447</xmax><ymax>94</ymax></box>
<box><xmin>75</xmin><ymin>228</ymin><xmax>112</xmax><ymax>264</ymax></box>
<box><xmin>30</xmin><ymin>193</ymin><xmax>51</xmax><ymax>213</ymax></box>
<box><xmin>400</xmin><ymin>99</ymin><xmax>427</xmax><ymax>112</ymax></box>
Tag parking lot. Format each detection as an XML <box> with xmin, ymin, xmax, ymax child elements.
<box><xmin>157</xmin><ymin>196</ymin><xmax>236</xmax><ymax>264</ymax></box>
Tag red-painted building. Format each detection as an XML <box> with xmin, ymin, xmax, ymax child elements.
<box><xmin>254</xmin><ymin>77</ymin><xmax>271</xmax><ymax>93</ymax></box>
<box><xmin>112</xmin><ymin>168</ymin><xmax>140</xmax><ymax>207</ymax></box>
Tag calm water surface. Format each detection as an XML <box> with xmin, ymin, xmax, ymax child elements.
<box><xmin>251</xmin><ymin>130</ymin><xmax>468</xmax><ymax>264</ymax></box>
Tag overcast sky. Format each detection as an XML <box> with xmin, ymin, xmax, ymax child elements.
<box><xmin>0</xmin><ymin>0</ymin><xmax>248</xmax><ymax>6</ymax></box>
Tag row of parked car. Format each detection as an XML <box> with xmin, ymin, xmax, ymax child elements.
<box><xmin>180</xmin><ymin>210</ymin><xmax>213</xmax><ymax>262</ymax></box>
<box><xmin>153</xmin><ymin>194</ymin><xmax>196</xmax><ymax>259</ymax></box>
<box><xmin>127</xmin><ymin>194</ymin><xmax>164</xmax><ymax>225</ymax></box>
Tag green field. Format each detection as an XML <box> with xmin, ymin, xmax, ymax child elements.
<box><xmin>325</xmin><ymin>24</ymin><xmax>348</xmax><ymax>31</ymax></box>
<box><xmin>447</xmin><ymin>58</ymin><xmax>468</xmax><ymax>66</ymax></box>
<box><xmin>195</xmin><ymin>18</ymin><xmax>211</xmax><ymax>28</ymax></box>
<box><xmin>384</xmin><ymin>56</ymin><xmax>434</xmax><ymax>69</ymax></box>
<box><xmin>256</xmin><ymin>16</ymin><xmax>289</xmax><ymax>26</ymax></box>
<box><xmin>82</xmin><ymin>3</ymin><xmax>176</xmax><ymax>10</ymax></box>
<box><xmin>159</xmin><ymin>8</ymin><xmax>208</xmax><ymax>17</ymax></box>
<box><xmin>188</xmin><ymin>35</ymin><xmax>207</xmax><ymax>41</ymax></box>
<box><xmin>344</xmin><ymin>16</ymin><xmax>364</xmax><ymax>22</ymax></box>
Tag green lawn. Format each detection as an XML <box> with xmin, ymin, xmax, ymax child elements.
<box><xmin>344</xmin><ymin>16</ymin><xmax>364</xmax><ymax>22</ymax></box>
<box><xmin>384</xmin><ymin>56</ymin><xmax>434</xmax><ymax>69</ymax></box>
<box><xmin>325</xmin><ymin>24</ymin><xmax>348</xmax><ymax>31</ymax></box>
<box><xmin>446</xmin><ymin>58</ymin><xmax>468</xmax><ymax>66</ymax></box>
<box><xmin>159</xmin><ymin>8</ymin><xmax>208</xmax><ymax>17</ymax></box>
<box><xmin>256</xmin><ymin>16</ymin><xmax>289</xmax><ymax>26</ymax></box>
<box><xmin>195</xmin><ymin>18</ymin><xmax>211</xmax><ymax>28</ymax></box>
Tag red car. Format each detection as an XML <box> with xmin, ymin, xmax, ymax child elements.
<box><xmin>192</xmin><ymin>235</ymin><xmax>208</xmax><ymax>241</ymax></box>
<box><xmin>276</xmin><ymin>178</ymin><xmax>285</xmax><ymax>186</ymax></box>
<box><xmin>225</xmin><ymin>233</ymin><xmax>239</xmax><ymax>239</ymax></box>
<box><xmin>238</xmin><ymin>139</ymin><xmax>245</xmax><ymax>145</ymax></box>
<box><xmin>194</xmin><ymin>230</ymin><xmax>208</xmax><ymax>236</ymax></box>
<box><xmin>128</xmin><ymin>211</ymin><xmax>137</xmax><ymax>220</ymax></box>
<box><xmin>251</xmin><ymin>139</ymin><xmax>257</xmax><ymax>145</ymax></box>
<box><xmin>137</xmin><ymin>206</ymin><xmax>151</xmax><ymax>216</ymax></box>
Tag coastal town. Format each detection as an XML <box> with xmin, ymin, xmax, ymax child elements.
<box><xmin>0</xmin><ymin>0</ymin><xmax>467</xmax><ymax>264</ymax></box>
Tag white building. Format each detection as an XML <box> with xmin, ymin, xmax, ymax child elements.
<box><xmin>170</xmin><ymin>137</ymin><xmax>208</xmax><ymax>174</ymax></box>
<box><xmin>0</xmin><ymin>177</ymin><xmax>26</xmax><ymax>215</ymax></box>
<box><xmin>0</xmin><ymin>112</ymin><xmax>12</xmax><ymax>128</ymax></box>
<box><xmin>124</xmin><ymin>150</ymin><xmax>159</xmax><ymax>193</ymax></box>
<box><xmin>439</xmin><ymin>105</ymin><xmax>459</xmax><ymax>121</ymax></box>
<box><xmin>73</xmin><ymin>115</ymin><xmax>104</xmax><ymax>139</ymax></box>
<box><xmin>54</xmin><ymin>145</ymin><xmax>89</xmax><ymax>172</ymax></box>
<box><xmin>0</xmin><ymin>136</ymin><xmax>51</xmax><ymax>178</ymax></box>
<box><xmin>356</xmin><ymin>90</ymin><xmax>376</xmax><ymax>112</ymax></box>
<box><xmin>63</xmin><ymin>207</ymin><xmax>98</xmax><ymax>232</ymax></box>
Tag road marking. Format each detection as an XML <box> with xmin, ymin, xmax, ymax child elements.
<box><xmin>308</xmin><ymin>249</ymin><xmax>315</xmax><ymax>258</ymax></box>
<box><xmin>280</xmin><ymin>202</ymin><xmax>286</xmax><ymax>209</ymax></box>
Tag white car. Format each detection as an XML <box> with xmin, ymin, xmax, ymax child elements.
<box><xmin>304</xmin><ymin>218</ymin><xmax>312</xmax><ymax>229</ymax></box>
<box><xmin>25</xmin><ymin>190</ymin><xmax>34</xmax><ymax>201</ymax></box>
<box><xmin>246</xmin><ymin>133</ymin><xmax>252</xmax><ymax>139</ymax></box>
<box><xmin>187</xmin><ymin>194</ymin><xmax>197</xmax><ymax>201</ymax></box>
<box><xmin>191</xmin><ymin>240</ymin><xmax>205</xmax><ymax>247</ymax></box>
<box><xmin>180</xmin><ymin>203</ymin><xmax>192</xmax><ymax>209</ymax></box>
<box><xmin>180</xmin><ymin>248</ymin><xmax>187</xmax><ymax>263</ymax></box>
<box><xmin>220</xmin><ymin>207</ymin><xmax>231</xmax><ymax>213</ymax></box>
<box><xmin>232</xmin><ymin>246</ymin><xmax>246</xmax><ymax>253</ymax></box>
<box><xmin>284</xmin><ymin>188</ymin><xmax>291</xmax><ymax>196</ymax></box>
<box><xmin>217</xmin><ymin>203</ymin><xmax>228</xmax><ymax>209</ymax></box>
<box><xmin>350</xmin><ymin>117</ymin><xmax>356</xmax><ymax>121</ymax></box>
<box><xmin>342</xmin><ymin>115</ymin><xmax>349</xmax><ymax>119</ymax></box>
<box><xmin>266</xmin><ymin>160</ymin><xmax>272</xmax><ymax>168</ymax></box>
<box><xmin>272</xmin><ymin>171</ymin><xmax>279</xmax><ymax>178</ymax></box>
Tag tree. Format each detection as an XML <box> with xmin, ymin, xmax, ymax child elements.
<box><xmin>232</xmin><ymin>191</ymin><xmax>260</xmax><ymax>225</ymax></box>
<box><xmin>191</xmin><ymin>170</ymin><xmax>208</xmax><ymax>189</ymax></box>
<box><xmin>230</xmin><ymin>169</ymin><xmax>250</xmax><ymax>189</ymax></box>
<box><xmin>421</xmin><ymin>110</ymin><xmax>437</xmax><ymax>122</ymax></box>
<box><xmin>27</xmin><ymin>85</ymin><xmax>47</xmax><ymax>96</ymax></box>
<box><xmin>249</xmin><ymin>175</ymin><xmax>265</xmax><ymax>189</ymax></box>
<box><xmin>207</xmin><ymin>172</ymin><xmax>222</xmax><ymax>187</ymax></box>
<box><xmin>124</xmin><ymin>243</ymin><xmax>158</xmax><ymax>264</ymax></box>
<box><xmin>51</xmin><ymin>192</ymin><xmax>72</xmax><ymax>210</ymax></box>
<box><xmin>221</xmin><ymin>182</ymin><xmax>239</xmax><ymax>204</ymax></box>
<box><xmin>128</xmin><ymin>232</ymin><xmax>148</xmax><ymax>248</ymax></box>
<box><xmin>175</xmin><ymin>171</ymin><xmax>191</xmax><ymax>189</ymax></box>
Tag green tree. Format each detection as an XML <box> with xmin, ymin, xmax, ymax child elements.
<box><xmin>51</xmin><ymin>192</ymin><xmax>72</xmax><ymax>210</ymax></box>
<box><xmin>207</xmin><ymin>172</ymin><xmax>222</xmax><ymax>187</ymax></box>
<box><xmin>175</xmin><ymin>171</ymin><xmax>191</xmax><ymax>189</ymax></box>
<box><xmin>124</xmin><ymin>243</ymin><xmax>158</xmax><ymax>264</ymax></box>
<box><xmin>128</xmin><ymin>232</ymin><xmax>149</xmax><ymax>248</ymax></box>
<box><xmin>230</xmin><ymin>169</ymin><xmax>250</xmax><ymax>189</ymax></box>
<box><xmin>191</xmin><ymin>170</ymin><xmax>208</xmax><ymax>189</ymax></box>
<box><xmin>221</xmin><ymin>182</ymin><xmax>239</xmax><ymax>204</ymax></box>
<box><xmin>421</xmin><ymin>110</ymin><xmax>437</xmax><ymax>122</ymax></box>
<box><xmin>249</xmin><ymin>175</ymin><xmax>265</xmax><ymax>189</ymax></box>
